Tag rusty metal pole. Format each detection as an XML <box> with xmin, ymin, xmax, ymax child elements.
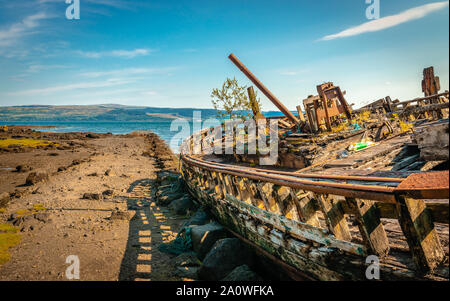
<box><xmin>228</xmin><ymin>53</ymin><xmax>299</xmax><ymax>124</ymax></box>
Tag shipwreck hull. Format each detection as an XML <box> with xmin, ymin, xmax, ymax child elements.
<box><xmin>179</xmin><ymin>127</ymin><xmax>449</xmax><ymax>281</ymax></box>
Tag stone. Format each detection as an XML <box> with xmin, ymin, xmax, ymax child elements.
<box><xmin>82</xmin><ymin>193</ymin><xmax>102</xmax><ymax>200</ymax></box>
<box><xmin>57</xmin><ymin>166</ymin><xmax>67</xmax><ymax>172</ymax></box>
<box><xmin>198</xmin><ymin>238</ymin><xmax>254</xmax><ymax>281</ymax></box>
<box><xmin>15</xmin><ymin>165</ymin><xmax>33</xmax><ymax>173</ymax></box>
<box><xmin>34</xmin><ymin>212</ymin><xmax>52</xmax><ymax>223</ymax></box>
<box><xmin>221</xmin><ymin>265</ymin><xmax>263</xmax><ymax>281</ymax></box>
<box><xmin>102</xmin><ymin>190</ymin><xmax>114</xmax><ymax>197</ymax></box>
<box><xmin>86</xmin><ymin>133</ymin><xmax>100</xmax><ymax>139</ymax></box>
<box><xmin>71</xmin><ymin>159</ymin><xmax>81</xmax><ymax>166</ymax></box>
<box><xmin>157</xmin><ymin>191</ymin><xmax>185</xmax><ymax>206</ymax></box>
<box><xmin>191</xmin><ymin>222</ymin><xmax>228</xmax><ymax>260</ymax></box>
<box><xmin>182</xmin><ymin>208</ymin><xmax>212</xmax><ymax>227</ymax></box>
<box><xmin>175</xmin><ymin>266</ymin><xmax>200</xmax><ymax>279</ymax></box>
<box><xmin>171</xmin><ymin>252</ymin><xmax>201</xmax><ymax>267</ymax></box>
<box><xmin>168</xmin><ymin>196</ymin><xmax>195</xmax><ymax>215</ymax></box>
<box><xmin>104</xmin><ymin>169</ymin><xmax>115</xmax><ymax>176</ymax></box>
<box><xmin>25</xmin><ymin>171</ymin><xmax>49</xmax><ymax>186</ymax></box>
<box><xmin>109</xmin><ymin>210</ymin><xmax>133</xmax><ymax>221</ymax></box>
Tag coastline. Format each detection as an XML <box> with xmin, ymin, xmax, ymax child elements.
<box><xmin>0</xmin><ymin>126</ymin><xmax>188</xmax><ymax>280</ymax></box>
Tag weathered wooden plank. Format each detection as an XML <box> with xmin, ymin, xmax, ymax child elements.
<box><xmin>256</xmin><ymin>182</ymin><xmax>274</xmax><ymax>212</ymax></box>
<box><xmin>216</xmin><ymin>172</ymin><xmax>228</xmax><ymax>198</ymax></box>
<box><xmin>396</xmin><ymin>195</ymin><xmax>445</xmax><ymax>272</ymax></box>
<box><xmin>347</xmin><ymin>198</ymin><xmax>390</xmax><ymax>257</ymax></box>
<box><xmin>316</xmin><ymin>194</ymin><xmax>352</xmax><ymax>241</ymax></box>
<box><xmin>184</xmin><ymin>175</ymin><xmax>448</xmax><ymax>281</ymax></box>
<box><xmin>289</xmin><ymin>188</ymin><xmax>321</xmax><ymax>227</ymax></box>
<box><xmin>242</xmin><ymin>179</ymin><xmax>260</xmax><ymax>207</ymax></box>
<box><xmin>224</xmin><ymin>193</ymin><xmax>367</xmax><ymax>256</ymax></box>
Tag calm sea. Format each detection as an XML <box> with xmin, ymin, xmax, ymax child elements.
<box><xmin>3</xmin><ymin>112</ymin><xmax>287</xmax><ymax>153</ymax></box>
<box><xmin>4</xmin><ymin>120</ymin><xmax>185</xmax><ymax>152</ymax></box>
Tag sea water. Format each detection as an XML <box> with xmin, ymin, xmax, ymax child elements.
<box><xmin>2</xmin><ymin>112</ymin><xmax>288</xmax><ymax>153</ymax></box>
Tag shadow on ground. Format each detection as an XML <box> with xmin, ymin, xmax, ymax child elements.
<box><xmin>118</xmin><ymin>178</ymin><xmax>181</xmax><ymax>281</ymax></box>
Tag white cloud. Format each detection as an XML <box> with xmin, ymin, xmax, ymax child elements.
<box><xmin>320</xmin><ymin>1</ymin><xmax>449</xmax><ymax>41</ymax></box>
<box><xmin>8</xmin><ymin>78</ymin><xmax>133</xmax><ymax>96</ymax></box>
<box><xmin>77</xmin><ymin>48</ymin><xmax>154</xmax><ymax>59</ymax></box>
<box><xmin>0</xmin><ymin>12</ymin><xmax>49</xmax><ymax>47</ymax></box>
<box><xmin>79</xmin><ymin>67</ymin><xmax>177</xmax><ymax>77</ymax></box>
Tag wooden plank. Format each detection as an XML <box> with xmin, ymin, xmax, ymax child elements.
<box><xmin>289</xmin><ymin>188</ymin><xmax>321</xmax><ymax>227</ymax></box>
<box><xmin>296</xmin><ymin>105</ymin><xmax>306</xmax><ymax>122</ymax></box>
<box><xmin>316</xmin><ymin>194</ymin><xmax>352</xmax><ymax>241</ymax></box>
<box><xmin>347</xmin><ymin>198</ymin><xmax>390</xmax><ymax>257</ymax></box>
<box><xmin>224</xmin><ymin>193</ymin><xmax>367</xmax><ymax>256</ymax></box>
<box><xmin>396</xmin><ymin>195</ymin><xmax>445</xmax><ymax>272</ymax></box>
<box><xmin>242</xmin><ymin>180</ymin><xmax>260</xmax><ymax>207</ymax></box>
<box><xmin>216</xmin><ymin>172</ymin><xmax>228</xmax><ymax>198</ymax></box>
<box><xmin>340</xmin><ymin>200</ymin><xmax>449</xmax><ymax>225</ymax></box>
<box><xmin>256</xmin><ymin>182</ymin><xmax>275</xmax><ymax>212</ymax></box>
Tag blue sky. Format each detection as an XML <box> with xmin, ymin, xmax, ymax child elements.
<box><xmin>0</xmin><ymin>0</ymin><xmax>448</xmax><ymax>110</ymax></box>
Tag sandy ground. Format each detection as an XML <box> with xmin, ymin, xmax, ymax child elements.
<box><xmin>0</xmin><ymin>131</ymin><xmax>185</xmax><ymax>280</ymax></box>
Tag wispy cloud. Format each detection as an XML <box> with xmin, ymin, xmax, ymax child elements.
<box><xmin>8</xmin><ymin>78</ymin><xmax>133</xmax><ymax>96</ymax></box>
<box><xmin>77</xmin><ymin>48</ymin><xmax>155</xmax><ymax>58</ymax></box>
<box><xmin>79</xmin><ymin>67</ymin><xmax>178</xmax><ymax>78</ymax></box>
<box><xmin>278</xmin><ymin>68</ymin><xmax>308</xmax><ymax>76</ymax></box>
<box><xmin>26</xmin><ymin>64</ymin><xmax>68</xmax><ymax>73</ymax></box>
<box><xmin>320</xmin><ymin>1</ymin><xmax>449</xmax><ymax>41</ymax></box>
<box><xmin>0</xmin><ymin>12</ymin><xmax>49</xmax><ymax>47</ymax></box>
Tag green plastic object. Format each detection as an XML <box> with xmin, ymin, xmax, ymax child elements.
<box><xmin>355</xmin><ymin>142</ymin><xmax>369</xmax><ymax>150</ymax></box>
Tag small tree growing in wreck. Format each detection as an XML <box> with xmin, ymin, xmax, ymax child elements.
<box><xmin>211</xmin><ymin>77</ymin><xmax>261</xmax><ymax>120</ymax></box>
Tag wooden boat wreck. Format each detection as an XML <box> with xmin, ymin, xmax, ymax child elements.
<box><xmin>179</xmin><ymin>55</ymin><xmax>449</xmax><ymax>281</ymax></box>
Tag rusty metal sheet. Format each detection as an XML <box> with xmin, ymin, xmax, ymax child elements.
<box><xmin>395</xmin><ymin>171</ymin><xmax>449</xmax><ymax>199</ymax></box>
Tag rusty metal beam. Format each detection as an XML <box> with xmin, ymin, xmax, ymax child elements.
<box><xmin>228</xmin><ymin>53</ymin><xmax>299</xmax><ymax>124</ymax></box>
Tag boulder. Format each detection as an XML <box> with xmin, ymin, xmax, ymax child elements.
<box><xmin>157</xmin><ymin>191</ymin><xmax>185</xmax><ymax>206</ymax></box>
<box><xmin>168</xmin><ymin>196</ymin><xmax>195</xmax><ymax>215</ymax></box>
<box><xmin>221</xmin><ymin>265</ymin><xmax>263</xmax><ymax>281</ymax></box>
<box><xmin>171</xmin><ymin>252</ymin><xmax>201</xmax><ymax>267</ymax></box>
<box><xmin>175</xmin><ymin>266</ymin><xmax>200</xmax><ymax>279</ymax></box>
<box><xmin>182</xmin><ymin>208</ymin><xmax>212</xmax><ymax>227</ymax></box>
<box><xmin>25</xmin><ymin>171</ymin><xmax>49</xmax><ymax>186</ymax></box>
<box><xmin>198</xmin><ymin>238</ymin><xmax>254</xmax><ymax>281</ymax></box>
<box><xmin>191</xmin><ymin>222</ymin><xmax>228</xmax><ymax>260</ymax></box>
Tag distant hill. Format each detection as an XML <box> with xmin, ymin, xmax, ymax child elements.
<box><xmin>0</xmin><ymin>105</ymin><xmax>220</xmax><ymax>122</ymax></box>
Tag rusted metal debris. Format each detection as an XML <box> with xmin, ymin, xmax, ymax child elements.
<box><xmin>228</xmin><ymin>53</ymin><xmax>300</xmax><ymax>124</ymax></box>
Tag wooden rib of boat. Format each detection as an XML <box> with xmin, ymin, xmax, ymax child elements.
<box><xmin>179</xmin><ymin>125</ymin><xmax>449</xmax><ymax>281</ymax></box>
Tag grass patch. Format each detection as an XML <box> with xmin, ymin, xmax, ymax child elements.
<box><xmin>32</xmin><ymin>204</ymin><xmax>46</xmax><ymax>211</ymax></box>
<box><xmin>14</xmin><ymin>204</ymin><xmax>46</xmax><ymax>218</ymax></box>
<box><xmin>0</xmin><ymin>138</ymin><xmax>56</xmax><ymax>149</ymax></box>
<box><xmin>0</xmin><ymin>208</ymin><xmax>5</xmax><ymax>214</ymax></box>
<box><xmin>0</xmin><ymin>224</ymin><xmax>20</xmax><ymax>265</ymax></box>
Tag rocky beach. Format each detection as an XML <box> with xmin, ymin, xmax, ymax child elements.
<box><xmin>0</xmin><ymin>126</ymin><xmax>273</xmax><ymax>281</ymax></box>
